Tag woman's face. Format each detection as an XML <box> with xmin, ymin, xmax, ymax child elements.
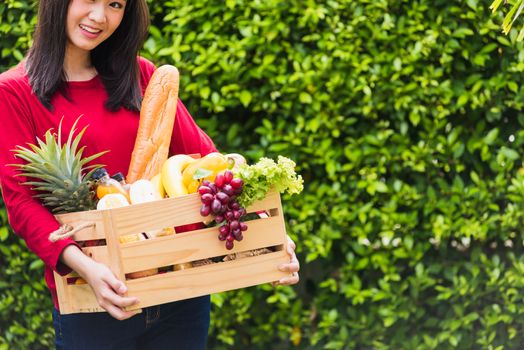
<box><xmin>66</xmin><ymin>0</ymin><xmax>127</xmax><ymax>53</ymax></box>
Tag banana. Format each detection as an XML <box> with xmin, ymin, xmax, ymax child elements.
<box><xmin>161</xmin><ymin>154</ymin><xmax>197</xmax><ymax>197</ymax></box>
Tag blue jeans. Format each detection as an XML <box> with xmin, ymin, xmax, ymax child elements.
<box><xmin>52</xmin><ymin>296</ymin><xmax>210</xmax><ymax>350</ymax></box>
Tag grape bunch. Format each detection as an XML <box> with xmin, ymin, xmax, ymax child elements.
<box><xmin>198</xmin><ymin>170</ymin><xmax>248</xmax><ymax>250</ymax></box>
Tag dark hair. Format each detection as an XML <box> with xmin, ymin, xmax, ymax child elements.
<box><xmin>25</xmin><ymin>0</ymin><xmax>150</xmax><ymax>112</ymax></box>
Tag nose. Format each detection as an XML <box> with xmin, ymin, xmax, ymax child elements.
<box><xmin>88</xmin><ymin>3</ymin><xmax>106</xmax><ymax>24</ymax></box>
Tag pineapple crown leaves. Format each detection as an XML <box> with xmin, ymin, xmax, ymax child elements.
<box><xmin>9</xmin><ymin>116</ymin><xmax>109</xmax><ymax>202</ymax></box>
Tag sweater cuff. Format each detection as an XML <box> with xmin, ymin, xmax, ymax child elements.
<box><xmin>51</xmin><ymin>239</ymin><xmax>82</xmax><ymax>276</ymax></box>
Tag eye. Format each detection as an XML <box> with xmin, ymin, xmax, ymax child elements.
<box><xmin>109</xmin><ymin>1</ymin><xmax>125</xmax><ymax>9</ymax></box>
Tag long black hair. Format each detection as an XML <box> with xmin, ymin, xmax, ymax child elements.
<box><xmin>26</xmin><ymin>0</ymin><xmax>150</xmax><ymax>112</ymax></box>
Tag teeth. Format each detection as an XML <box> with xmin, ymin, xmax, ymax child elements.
<box><xmin>80</xmin><ymin>24</ymin><xmax>101</xmax><ymax>34</ymax></box>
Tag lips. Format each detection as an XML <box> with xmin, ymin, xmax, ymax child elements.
<box><xmin>79</xmin><ymin>24</ymin><xmax>102</xmax><ymax>38</ymax></box>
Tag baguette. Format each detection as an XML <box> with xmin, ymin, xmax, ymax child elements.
<box><xmin>126</xmin><ymin>65</ymin><xmax>180</xmax><ymax>183</ymax></box>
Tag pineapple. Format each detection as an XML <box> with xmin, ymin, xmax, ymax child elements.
<box><xmin>10</xmin><ymin>117</ymin><xmax>108</xmax><ymax>214</ymax></box>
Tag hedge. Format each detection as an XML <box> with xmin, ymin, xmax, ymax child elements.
<box><xmin>3</xmin><ymin>0</ymin><xmax>524</xmax><ymax>349</ymax></box>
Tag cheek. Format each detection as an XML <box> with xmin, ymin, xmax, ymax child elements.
<box><xmin>108</xmin><ymin>14</ymin><xmax>125</xmax><ymax>35</ymax></box>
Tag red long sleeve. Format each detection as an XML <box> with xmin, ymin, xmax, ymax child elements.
<box><xmin>0</xmin><ymin>58</ymin><xmax>216</xmax><ymax>309</ymax></box>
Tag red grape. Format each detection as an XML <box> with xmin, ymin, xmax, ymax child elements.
<box><xmin>201</xmin><ymin>193</ymin><xmax>213</xmax><ymax>204</ymax></box>
<box><xmin>223</xmin><ymin>170</ymin><xmax>234</xmax><ymax>184</ymax></box>
<box><xmin>230</xmin><ymin>178</ymin><xmax>243</xmax><ymax>189</ymax></box>
<box><xmin>240</xmin><ymin>222</ymin><xmax>248</xmax><ymax>231</ymax></box>
<box><xmin>200</xmin><ymin>204</ymin><xmax>211</xmax><ymax>216</ymax></box>
<box><xmin>211</xmin><ymin>199</ymin><xmax>222</xmax><ymax>214</ymax></box>
<box><xmin>225</xmin><ymin>240</ymin><xmax>234</xmax><ymax>250</ymax></box>
<box><xmin>216</xmin><ymin>192</ymin><xmax>230</xmax><ymax>204</ymax></box>
<box><xmin>222</xmin><ymin>184</ymin><xmax>234</xmax><ymax>196</ymax></box>
<box><xmin>208</xmin><ymin>183</ymin><xmax>218</xmax><ymax>194</ymax></box>
<box><xmin>198</xmin><ymin>186</ymin><xmax>212</xmax><ymax>195</ymax></box>
<box><xmin>230</xmin><ymin>220</ymin><xmax>239</xmax><ymax>231</ymax></box>
<box><xmin>214</xmin><ymin>173</ymin><xmax>225</xmax><ymax>188</ymax></box>
<box><xmin>225</xmin><ymin>211</ymin><xmax>234</xmax><ymax>221</ymax></box>
<box><xmin>219</xmin><ymin>225</ymin><xmax>230</xmax><ymax>235</ymax></box>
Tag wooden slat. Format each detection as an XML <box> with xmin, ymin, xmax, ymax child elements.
<box><xmin>110</xmin><ymin>190</ymin><xmax>282</xmax><ymax>238</ymax></box>
<box><xmin>120</xmin><ymin>216</ymin><xmax>285</xmax><ymax>273</ymax></box>
<box><xmin>125</xmin><ymin>250</ymin><xmax>291</xmax><ymax>311</ymax></box>
<box><xmin>54</xmin><ymin>271</ymin><xmax>73</xmax><ymax>314</ymax></box>
<box><xmin>53</xmin><ymin>191</ymin><xmax>281</xmax><ymax>240</ymax></box>
<box><xmin>54</xmin><ymin>210</ymin><xmax>105</xmax><ymax>240</ymax></box>
<box><xmin>63</xmin><ymin>284</ymin><xmax>105</xmax><ymax>313</ymax></box>
<box><xmin>102</xmin><ymin>211</ymin><xmax>126</xmax><ymax>282</ymax></box>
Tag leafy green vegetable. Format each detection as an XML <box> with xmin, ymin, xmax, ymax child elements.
<box><xmin>235</xmin><ymin>156</ymin><xmax>303</xmax><ymax>208</ymax></box>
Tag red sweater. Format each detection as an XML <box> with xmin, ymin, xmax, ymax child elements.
<box><xmin>0</xmin><ymin>57</ymin><xmax>216</xmax><ymax>309</ymax></box>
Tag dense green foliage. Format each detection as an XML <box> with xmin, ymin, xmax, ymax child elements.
<box><xmin>2</xmin><ymin>0</ymin><xmax>524</xmax><ymax>349</ymax></box>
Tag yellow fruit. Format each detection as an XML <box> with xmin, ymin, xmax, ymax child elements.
<box><xmin>96</xmin><ymin>193</ymin><xmax>130</xmax><ymax>210</ymax></box>
<box><xmin>161</xmin><ymin>154</ymin><xmax>196</xmax><ymax>197</ymax></box>
<box><xmin>150</xmin><ymin>173</ymin><xmax>165</xmax><ymax>198</ymax></box>
<box><xmin>129</xmin><ymin>179</ymin><xmax>162</xmax><ymax>204</ymax></box>
<box><xmin>119</xmin><ymin>233</ymin><xmax>141</xmax><ymax>244</ymax></box>
<box><xmin>186</xmin><ymin>179</ymin><xmax>201</xmax><ymax>194</ymax></box>
<box><xmin>182</xmin><ymin>152</ymin><xmax>228</xmax><ymax>188</ymax></box>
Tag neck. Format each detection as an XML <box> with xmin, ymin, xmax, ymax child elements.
<box><xmin>63</xmin><ymin>43</ymin><xmax>97</xmax><ymax>81</ymax></box>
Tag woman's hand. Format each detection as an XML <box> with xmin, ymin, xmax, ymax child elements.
<box><xmin>274</xmin><ymin>235</ymin><xmax>300</xmax><ymax>286</ymax></box>
<box><xmin>60</xmin><ymin>245</ymin><xmax>140</xmax><ymax>320</ymax></box>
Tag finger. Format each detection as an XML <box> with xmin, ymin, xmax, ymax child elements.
<box><xmin>287</xmin><ymin>237</ymin><xmax>296</xmax><ymax>251</ymax></box>
<box><xmin>101</xmin><ymin>289</ymin><xmax>139</xmax><ymax>309</ymax></box>
<box><xmin>278</xmin><ymin>261</ymin><xmax>300</xmax><ymax>273</ymax></box>
<box><xmin>104</xmin><ymin>303</ymin><xmax>140</xmax><ymax>321</ymax></box>
<box><xmin>103</xmin><ymin>274</ymin><xmax>128</xmax><ymax>295</ymax></box>
<box><xmin>277</xmin><ymin>272</ymin><xmax>300</xmax><ymax>286</ymax></box>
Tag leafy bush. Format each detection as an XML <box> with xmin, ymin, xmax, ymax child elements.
<box><xmin>3</xmin><ymin>0</ymin><xmax>524</xmax><ymax>349</ymax></box>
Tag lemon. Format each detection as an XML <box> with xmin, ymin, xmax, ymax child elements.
<box><xmin>96</xmin><ymin>193</ymin><xmax>130</xmax><ymax>210</ymax></box>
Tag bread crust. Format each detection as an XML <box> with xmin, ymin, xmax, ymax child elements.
<box><xmin>126</xmin><ymin>65</ymin><xmax>180</xmax><ymax>183</ymax></box>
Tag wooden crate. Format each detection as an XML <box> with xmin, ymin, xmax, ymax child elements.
<box><xmin>53</xmin><ymin>190</ymin><xmax>291</xmax><ymax>314</ymax></box>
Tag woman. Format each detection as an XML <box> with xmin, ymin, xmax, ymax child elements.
<box><xmin>0</xmin><ymin>0</ymin><xmax>300</xmax><ymax>349</ymax></box>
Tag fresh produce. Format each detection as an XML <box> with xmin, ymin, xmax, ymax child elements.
<box><xmin>196</xmin><ymin>155</ymin><xmax>303</xmax><ymax>250</ymax></box>
<box><xmin>161</xmin><ymin>154</ymin><xmax>196</xmax><ymax>197</ymax></box>
<box><xmin>96</xmin><ymin>193</ymin><xmax>130</xmax><ymax>210</ymax></box>
<box><xmin>225</xmin><ymin>153</ymin><xmax>247</xmax><ymax>170</ymax></box>
<box><xmin>150</xmin><ymin>173</ymin><xmax>165</xmax><ymax>198</ymax></box>
<box><xmin>10</xmin><ymin>118</ymin><xmax>107</xmax><ymax>214</ymax></box>
<box><xmin>129</xmin><ymin>179</ymin><xmax>162</xmax><ymax>204</ymax></box>
<box><xmin>235</xmin><ymin>156</ymin><xmax>303</xmax><ymax>208</ymax></box>
<box><xmin>127</xmin><ymin>65</ymin><xmax>180</xmax><ymax>183</ymax></box>
<box><xmin>182</xmin><ymin>152</ymin><xmax>229</xmax><ymax>193</ymax></box>
<box><xmin>198</xmin><ymin>170</ymin><xmax>247</xmax><ymax>250</ymax></box>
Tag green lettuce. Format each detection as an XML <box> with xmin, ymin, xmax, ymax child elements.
<box><xmin>236</xmin><ymin>156</ymin><xmax>303</xmax><ymax>208</ymax></box>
